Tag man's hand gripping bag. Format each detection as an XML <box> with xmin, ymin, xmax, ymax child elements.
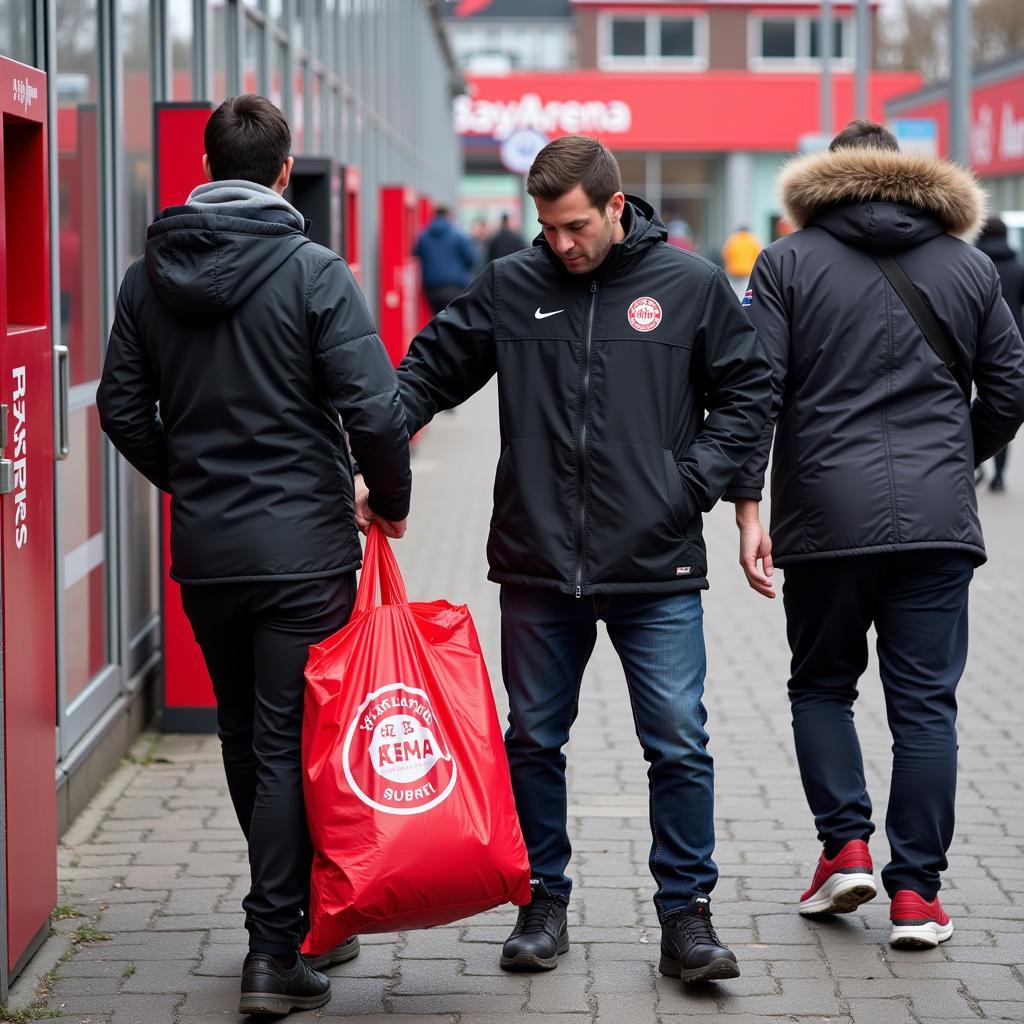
<box><xmin>301</xmin><ymin>525</ymin><xmax>532</xmax><ymax>953</ymax></box>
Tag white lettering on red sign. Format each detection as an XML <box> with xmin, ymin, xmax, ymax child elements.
<box><xmin>454</xmin><ymin>92</ymin><xmax>632</xmax><ymax>141</ymax></box>
<box><xmin>12</xmin><ymin>366</ymin><xmax>27</xmax><ymax>550</ymax></box>
<box><xmin>11</xmin><ymin>76</ymin><xmax>38</xmax><ymax>114</ymax></box>
<box><xmin>972</xmin><ymin>101</ymin><xmax>1024</xmax><ymax>171</ymax></box>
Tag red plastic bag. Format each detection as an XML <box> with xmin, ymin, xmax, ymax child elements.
<box><xmin>301</xmin><ymin>525</ymin><xmax>532</xmax><ymax>953</ymax></box>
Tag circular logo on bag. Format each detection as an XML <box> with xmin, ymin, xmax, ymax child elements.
<box><xmin>627</xmin><ymin>296</ymin><xmax>662</xmax><ymax>332</ymax></box>
<box><xmin>342</xmin><ymin>683</ymin><xmax>458</xmax><ymax>815</ymax></box>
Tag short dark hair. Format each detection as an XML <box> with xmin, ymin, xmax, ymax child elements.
<box><xmin>829</xmin><ymin>120</ymin><xmax>900</xmax><ymax>153</ymax></box>
<box><xmin>204</xmin><ymin>95</ymin><xmax>291</xmax><ymax>187</ymax></box>
<box><xmin>527</xmin><ymin>135</ymin><xmax>622</xmax><ymax>209</ymax></box>
<box><xmin>434</xmin><ymin>205</ymin><xmax>451</xmax><ymax>218</ymax></box>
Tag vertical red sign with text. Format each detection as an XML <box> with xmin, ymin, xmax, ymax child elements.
<box><xmin>0</xmin><ymin>55</ymin><xmax>57</xmax><ymax>972</ymax></box>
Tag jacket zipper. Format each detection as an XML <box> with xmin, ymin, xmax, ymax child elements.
<box><xmin>575</xmin><ymin>280</ymin><xmax>599</xmax><ymax>599</ymax></box>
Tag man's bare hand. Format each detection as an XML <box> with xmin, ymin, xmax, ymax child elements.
<box><xmin>353</xmin><ymin>474</ymin><xmax>408</xmax><ymax>539</ymax></box>
<box><xmin>735</xmin><ymin>500</ymin><xmax>775</xmax><ymax>598</ymax></box>
<box><xmin>353</xmin><ymin>474</ymin><xmax>373</xmax><ymax>534</ymax></box>
<box><xmin>374</xmin><ymin>517</ymin><xmax>407</xmax><ymax>539</ymax></box>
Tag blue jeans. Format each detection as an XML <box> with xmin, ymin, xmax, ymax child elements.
<box><xmin>500</xmin><ymin>585</ymin><xmax>717</xmax><ymax>920</ymax></box>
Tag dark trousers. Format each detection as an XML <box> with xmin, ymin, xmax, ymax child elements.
<box><xmin>424</xmin><ymin>284</ymin><xmax>463</xmax><ymax>315</ymax></box>
<box><xmin>500</xmin><ymin>585</ymin><xmax>716</xmax><ymax>919</ymax></box>
<box><xmin>782</xmin><ymin>551</ymin><xmax>974</xmax><ymax>899</ymax></box>
<box><xmin>180</xmin><ymin>574</ymin><xmax>356</xmax><ymax>954</ymax></box>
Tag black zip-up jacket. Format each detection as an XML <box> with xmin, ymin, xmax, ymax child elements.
<box><xmin>726</xmin><ymin>148</ymin><xmax>1024</xmax><ymax>566</ymax></box>
<box><xmin>398</xmin><ymin>197</ymin><xmax>771</xmax><ymax>595</ymax></box>
<box><xmin>97</xmin><ymin>204</ymin><xmax>410</xmax><ymax>584</ymax></box>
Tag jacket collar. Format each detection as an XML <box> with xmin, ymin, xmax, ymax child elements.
<box><xmin>778</xmin><ymin>148</ymin><xmax>987</xmax><ymax>241</ymax></box>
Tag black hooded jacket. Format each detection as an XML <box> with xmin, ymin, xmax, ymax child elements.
<box><xmin>398</xmin><ymin>197</ymin><xmax>771</xmax><ymax>595</ymax></box>
<box><xmin>97</xmin><ymin>203</ymin><xmax>410</xmax><ymax>584</ymax></box>
<box><xmin>977</xmin><ymin>229</ymin><xmax>1024</xmax><ymax>332</ymax></box>
<box><xmin>727</xmin><ymin>148</ymin><xmax>1024</xmax><ymax>566</ymax></box>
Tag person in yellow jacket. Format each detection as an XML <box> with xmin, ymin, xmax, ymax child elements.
<box><xmin>722</xmin><ymin>226</ymin><xmax>763</xmax><ymax>298</ymax></box>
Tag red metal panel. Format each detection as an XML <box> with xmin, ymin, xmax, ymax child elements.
<box><xmin>890</xmin><ymin>74</ymin><xmax>1024</xmax><ymax>178</ymax></box>
<box><xmin>378</xmin><ymin>186</ymin><xmax>419</xmax><ymax>367</ymax></box>
<box><xmin>153</xmin><ymin>104</ymin><xmax>218</xmax><ymax>728</ymax></box>
<box><xmin>344</xmin><ymin>167</ymin><xmax>362</xmax><ymax>283</ymax></box>
<box><xmin>0</xmin><ymin>55</ymin><xmax>57</xmax><ymax>971</ymax></box>
<box><xmin>416</xmin><ymin>196</ymin><xmax>435</xmax><ymax>333</ymax></box>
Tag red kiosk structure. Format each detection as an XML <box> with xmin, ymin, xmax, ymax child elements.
<box><xmin>0</xmin><ymin>54</ymin><xmax>57</xmax><ymax>993</ymax></box>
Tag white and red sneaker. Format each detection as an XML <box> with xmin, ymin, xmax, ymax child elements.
<box><xmin>889</xmin><ymin>890</ymin><xmax>953</xmax><ymax>948</ymax></box>
<box><xmin>799</xmin><ymin>839</ymin><xmax>877</xmax><ymax>916</ymax></box>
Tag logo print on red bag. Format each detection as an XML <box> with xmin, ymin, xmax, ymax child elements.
<box><xmin>627</xmin><ymin>296</ymin><xmax>662</xmax><ymax>332</ymax></box>
<box><xmin>342</xmin><ymin>683</ymin><xmax>458</xmax><ymax>815</ymax></box>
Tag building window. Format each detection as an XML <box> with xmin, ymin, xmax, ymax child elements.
<box><xmin>610</xmin><ymin>18</ymin><xmax>645</xmax><ymax>58</ymax></box>
<box><xmin>760</xmin><ymin>19</ymin><xmax>797</xmax><ymax>60</ymax></box>
<box><xmin>169</xmin><ymin>0</ymin><xmax>193</xmax><ymax>100</ymax></box>
<box><xmin>448</xmin><ymin>21</ymin><xmax>574</xmax><ymax>72</ymax></box>
<box><xmin>0</xmin><ymin>0</ymin><xmax>35</xmax><ymax>65</ymax></box>
<box><xmin>751</xmin><ymin>16</ymin><xmax>853</xmax><ymax>69</ymax></box>
<box><xmin>599</xmin><ymin>14</ymin><xmax>705</xmax><ymax>70</ymax></box>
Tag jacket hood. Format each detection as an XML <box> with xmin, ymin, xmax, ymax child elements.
<box><xmin>779</xmin><ymin>148</ymin><xmax>988</xmax><ymax>244</ymax></box>
<box><xmin>145</xmin><ymin>210</ymin><xmax>309</xmax><ymax>317</ymax></box>
<box><xmin>533</xmin><ymin>194</ymin><xmax>667</xmax><ymax>273</ymax></box>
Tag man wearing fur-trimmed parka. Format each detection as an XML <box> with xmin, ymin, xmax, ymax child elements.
<box><xmin>726</xmin><ymin>121</ymin><xmax>1024</xmax><ymax>949</ymax></box>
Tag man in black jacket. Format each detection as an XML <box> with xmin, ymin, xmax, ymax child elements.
<box><xmin>98</xmin><ymin>96</ymin><xmax>410</xmax><ymax>1015</ymax></box>
<box><xmin>386</xmin><ymin>136</ymin><xmax>770</xmax><ymax>983</ymax></box>
<box><xmin>729</xmin><ymin>121</ymin><xmax>1024</xmax><ymax>948</ymax></box>
<box><xmin>975</xmin><ymin>216</ymin><xmax>1024</xmax><ymax>490</ymax></box>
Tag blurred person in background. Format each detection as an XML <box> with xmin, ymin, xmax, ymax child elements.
<box><xmin>975</xmin><ymin>216</ymin><xmax>1024</xmax><ymax>491</ymax></box>
<box><xmin>414</xmin><ymin>205</ymin><xmax>477</xmax><ymax>314</ymax></box>
<box><xmin>721</xmin><ymin>225</ymin><xmax>762</xmax><ymax>297</ymax></box>
<box><xmin>487</xmin><ymin>211</ymin><xmax>528</xmax><ymax>262</ymax></box>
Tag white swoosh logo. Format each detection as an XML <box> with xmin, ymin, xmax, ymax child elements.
<box><xmin>534</xmin><ymin>308</ymin><xmax>564</xmax><ymax>320</ymax></box>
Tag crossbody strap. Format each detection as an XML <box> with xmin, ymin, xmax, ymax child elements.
<box><xmin>873</xmin><ymin>254</ymin><xmax>972</xmax><ymax>404</ymax></box>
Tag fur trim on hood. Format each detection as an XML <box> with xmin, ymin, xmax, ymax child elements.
<box><xmin>779</xmin><ymin>148</ymin><xmax>988</xmax><ymax>241</ymax></box>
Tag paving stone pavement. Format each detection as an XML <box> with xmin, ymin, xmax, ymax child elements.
<box><xmin>10</xmin><ymin>383</ymin><xmax>1023</xmax><ymax>1023</ymax></box>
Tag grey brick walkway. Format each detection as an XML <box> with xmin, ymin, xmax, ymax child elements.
<box><xmin>10</xmin><ymin>383</ymin><xmax>1023</xmax><ymax>1022</ymax></box>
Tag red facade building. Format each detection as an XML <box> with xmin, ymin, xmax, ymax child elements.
<box><xmin>447</xmin><ymin>0</ymin><xmax>920</xmax><ymax>254</ymax></box>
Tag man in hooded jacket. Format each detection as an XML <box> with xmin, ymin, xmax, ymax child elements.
<box><xmin>728</xmin><ymin>120</ymin><xmax>1024</xmax><ymax>949</ymax></box>
<box><xmin>375</xmin><ymin>135</ymin><xmax>771</xmax><ymax>984</ymax></box>
<box><xmin>97</xmin><ymin>96</ymin><xmax>411</xmax><ymax>1016</ymax></box>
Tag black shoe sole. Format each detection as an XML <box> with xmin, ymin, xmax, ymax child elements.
<box><xmin>659</xmin><ymin>952</ymin><xmax>740</xmax><ymax>983</ymax></box>
<box><xmin>500</xmin><ymin>933</ymin><xmax>570</xmax><ymax>972</ymax></box>
<box><xmin>239</xmin><ymin>989</ymin><xmax>331</xmax><ymax>1015</ymax></box>
<box><xmin>303</xmin><ymin>937</ymin><xmax>361</xmax><ymax>971</ymax></box>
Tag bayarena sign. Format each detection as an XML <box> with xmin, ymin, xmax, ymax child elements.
<box><xmin>455</xmin><ymin>91</ymin><xmax>632</xmax><ymax>142</ymax></box>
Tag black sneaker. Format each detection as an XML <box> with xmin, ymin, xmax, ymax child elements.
<box><xmin>302</xmin><ymin>935</ymin><xmax>361</xmax><ymax>971</ymax></box>
<box><xmin>238</xmin><ymin>951</ymin><xmax>331</xmax><ymax>1016</ymax></box>
<box><xmin>500</xmin><ymin>881</ymin><xmax>569</xmax><ymax>971</ymax></box>
<box><xmin>659</xmin><ymin>895</ymin><xmax>740</xmax><ymax>983</ymax></box>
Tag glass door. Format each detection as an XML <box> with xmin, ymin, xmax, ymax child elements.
<box><xmin>54</xmin><ymin>0</ymin><xmax>120</xmax><ymax>757</ymax></box>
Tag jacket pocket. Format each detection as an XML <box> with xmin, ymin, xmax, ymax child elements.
<box><xmin>662</xmin><ymin>448</ymin><xmax>691</xmax><ymax>534</ymax></box>
<box><xmin>586</xmin><ymin>441</ymin><xmax>692</xmax><ymax>585</ymax></box>
<box><xmin>487</xmin><ymin>438</ymin><xmax>576</xmax><ymax>582</ymax></box>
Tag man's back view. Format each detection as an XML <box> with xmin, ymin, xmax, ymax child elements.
<box><xmin>413</xmin><ymin>205</ymin><xmax>477</xmax><ymax>314</ymax></box>
<box><xmin>98</xmin><ymin>96</ymin><xmax>411</xmax><ymax>1015</ymax></box>
<box><xmin>729</xmin><ymin>120</ymin><xmax>1024</xmax><ymax>950</ymax></box>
